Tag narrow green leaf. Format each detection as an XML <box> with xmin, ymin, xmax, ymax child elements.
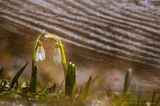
<box><xmin>29</xmin><ymin>64</ymin><xmax>38</xmax><ymax>93</ymax></box>
<box><xmin>83</xmin><ymin>76</ymin><xmax>92</xmax><ymax>98</ymax></box>
<box><xmin>10</xmin><ymin>62</ymin><xmax>28</xmax><ymax>89</ymax></box>
<box><xmin>71</xmin><ymin>64</ymin><xmax>76</xmax><ymax>96</ymax></box>
<box><xmin>65</xmin><ymin>62</ymin><xmax>76</xmax><ymax>96</ymax></box>
<box><xmin>65</xmin><ymin>62</ymin><xmax>72</xmax><ymax>96</ymax></box>
<box><xmin>71</xmin><ymin>64</ymin><xmax>76</xmax><ymax>87</ymax></box>
<box><xmin>123</xmin><ymin>68</ymin><xmax>132</xmax><ymax>96</ymax></box>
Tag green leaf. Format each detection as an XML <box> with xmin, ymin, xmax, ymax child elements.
<box><xmin>83</xmin><ymin>76</ymin><xmax>92</xmax><ymax>98</ymax></box>
<box><xmin>10</xmin><ymin>62</ymin><xmax>28</xmax><ymax>89</ymax></box>
<box><xmin>65</xmin><ymin>62</ymin><xmax>76</xmax><ymax>96</ymax></box>
<box><xmin>71</xmin><ymin>64</ymin><xmax>76</xmax><ymax>86</ymax></box>
<box><xmin>123</xmin><ymin>68</ymin><xmax>132</xmax><ymax>96</ymax></box>
<box><xmin>29</xmin><ymin>63</ymin><xmax>38</xmax><ymax>93</ymax></box>
<box><xmin>65</xmin><ymin>62</ymin><xmax>72</xmax><ymax>96</ymax></box>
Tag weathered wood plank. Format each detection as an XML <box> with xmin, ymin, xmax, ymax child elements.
<box><xmin>1</xmin><ymin>0</ymin><xmax>160</xmax><ymax>68</ymax></box>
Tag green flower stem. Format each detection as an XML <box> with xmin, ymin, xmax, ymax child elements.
<box><xmin>44</xmin><ymin>34</ymin><xmax>67</xmax><ymax>77</ymax></box>
<box><xmin>32</xmin><ymin>34</ymin><xmax>43</xmax><ymax>61</ymax></box>
<box><xmin>30</xmin><ymin>34</ymin><xmax>43</xmax><ymax>93</ymax></box>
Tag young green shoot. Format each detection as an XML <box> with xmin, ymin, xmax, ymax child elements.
<box><xmin>81</xmin><ymin>76</ymin><xmax>92</xmax><ymax>98</ymax></box>
<box><xmin>65</xmin><ymin>62</ymin><xmax>76</xmax><ymax>96</ymax></box>
<box><xmin>29</xmin><ymin>34</ymin><xmax>43</xmax><ymax>93</ymax></box>
<box><xmin>123</xmin><ymin>68</ymin><xmax>132</xmax><ymax>96</ymax></box>
<box><xmin>10</xmin><ymin>62</ymin><xmax>28</xmax><ymax>89</ymax></box>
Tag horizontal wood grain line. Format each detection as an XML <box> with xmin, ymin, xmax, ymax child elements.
<box><xmin>0</xmin><ymin>0</ymin><xmax>160</xmax><ymax>68</ymax></box>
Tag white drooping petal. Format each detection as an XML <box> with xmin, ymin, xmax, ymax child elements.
<box><xmin>35</xmin><ymin>45</ymin><xmax>46</xmax><ymax>62</ymax></box>
<box><xmin>53</xmin><ymin>47</ymin><xmax>62</xmax><ymax>65</ymax></box>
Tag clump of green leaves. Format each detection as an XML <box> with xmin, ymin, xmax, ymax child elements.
<box><xmin>28</xmin><ymin>33</ymin><xmax>92</xmax><ymax>98</ymax></box>
<box><xmin>65</xmin><ymin>62</ymin><xmax>76</xmax><ymax>96</ymax></box>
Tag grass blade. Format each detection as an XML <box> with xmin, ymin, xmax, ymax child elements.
<box><xmin>10</xmin><ymin>62</ymin><xmax>28</xmax><ymax>89</ymax></box>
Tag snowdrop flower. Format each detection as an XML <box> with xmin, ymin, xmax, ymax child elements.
<box><xmin>53</xmin><ymin>43</ymin><xmax>62</xmax><ymax>65</ymax></box>
<box><xmin>35</xmin><ymin>42</ymin><xmax>46</xmax><ymax>62</ymax></box>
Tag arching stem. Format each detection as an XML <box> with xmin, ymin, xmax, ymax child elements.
<box><xmin>44</xmin><ymin>34</ymin><xmax>67</xmax><ymax>77</ymax></box>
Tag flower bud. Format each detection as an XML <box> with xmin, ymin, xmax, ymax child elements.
<box><xmin>35</xmin><ymin>42</ymin><xmax>46</xmax><ymax>62</ymax></box>
<box><xmin>53</xmin><ymin>43</ymin><xmax>62</xmax><ymax>65</ymax></box>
